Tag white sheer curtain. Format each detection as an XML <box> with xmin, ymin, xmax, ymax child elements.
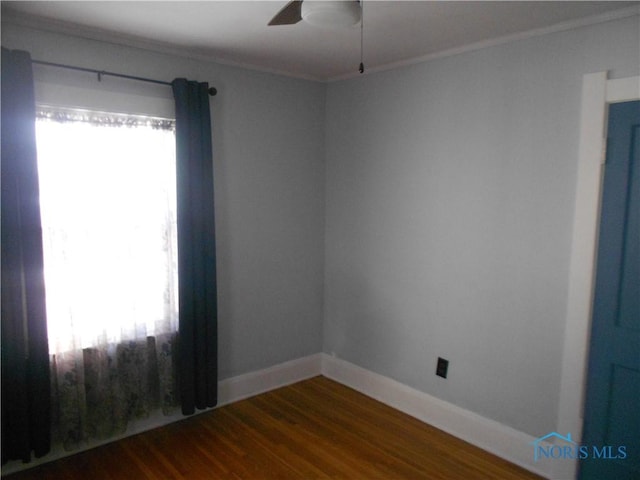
<box><xmin>37</xmin><ymin>107</ymin><xmax>178</xmax><ymax>352</ymax></box>
<box><xmin>35</xmin><ymin>107</ymin><xmax>180</xmax><ymax>449</ymax></box>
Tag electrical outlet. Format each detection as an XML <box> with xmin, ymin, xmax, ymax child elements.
<box><xmin>436</xmin><ymin>357</ymin><xmax>449</xmax><ymax>378</ymax></box>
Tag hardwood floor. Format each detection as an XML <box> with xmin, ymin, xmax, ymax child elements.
<box><xmin>4</xmin><ymin>376</ymin><xmax>543</xmax><ymax>479</ymax></box>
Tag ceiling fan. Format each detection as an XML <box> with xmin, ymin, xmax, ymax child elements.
<box><xmin>268</xmin><ymin>1</ymin><xmax>365</xmax><ymax>73</ymax></box>
<box><xmin>268</xmin><ymin>0</ymin><xmax>361</xmax><ymax>27</ymax></box>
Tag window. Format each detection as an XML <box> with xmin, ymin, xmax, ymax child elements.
<box><xmin>36</xmin><ymin>106</ymin><xmax>179</xmax><ymax>353</ymax></box>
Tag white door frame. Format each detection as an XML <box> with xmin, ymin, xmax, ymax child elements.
<box><xmin>555</xmin><ymin>72</ymin><xmax>639</xmax><ymax>479</ymax></box>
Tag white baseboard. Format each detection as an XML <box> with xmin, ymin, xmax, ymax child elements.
<box><xmin>221</xmin><ymin>353</ymin><xmax>555</xmax><ymax>478</ymax></box>
<box><xmin>3</xmin><ymin>353</ymin><xmax>556</xmax><ymax>479</ymax></box>
<box><xmin>320</xmin><ymin>353</ymin><xmax>553</xmax><ymax>479</ymax></box>
<box><xmin>218</xmin><ymin>353</ymin><xmax>323</xmax><ymax>406</ymax></box>
<box><xmin>2</xmin><ymin>354</ymin><xmax>324</xmax><ymax>477</ymax></box>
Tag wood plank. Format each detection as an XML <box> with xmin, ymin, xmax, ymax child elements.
<box><xmin>4</xmin><ymin>376</ymin><xmax>543</xmax><ymax>479</ymax></box>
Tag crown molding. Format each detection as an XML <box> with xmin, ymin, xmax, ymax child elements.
<box><xmin>3</xmin><ymin>5</ymin><xmax>638</xmax><ymax>84</ymax></box>
<box><xmin>328</xmin><ymin>5</ymin><xmax>640</xmax><ymax>82</ymax></box>
<box><xmin>1</xmin><ymin>9</ymin><xmax>325</xmax><ymax>83</ymax></box>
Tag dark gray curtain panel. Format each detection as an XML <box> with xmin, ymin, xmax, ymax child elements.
<box><xmin>172</xmin><ymin>79</ymin><xmax>218</xmax><ymax>415</ymax></box>
<box><xmin>1</xmin><ymin>47</ymin><xmax>51</xmax><ymax>463</ymax></box>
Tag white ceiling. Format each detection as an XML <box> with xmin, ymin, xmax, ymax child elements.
<box><xmin>2</xmin><ymin>1</ymin><xmax>638</xmax><ymax>81</ymax></box>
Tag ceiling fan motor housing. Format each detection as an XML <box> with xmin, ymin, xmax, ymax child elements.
<box><xmin>301</xmin><ymin>1</ymin><xmax>361</xmax><ymax>27</ymax></box>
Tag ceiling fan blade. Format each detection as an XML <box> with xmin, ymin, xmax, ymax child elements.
<box><xmin>268</xmin><ymin>0</ymin><xmax>303</xmax><ymax>26</ymax></box>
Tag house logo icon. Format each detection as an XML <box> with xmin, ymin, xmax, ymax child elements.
<box><xmin>529</xmin><ymin>432</ymin><xmax>577</xmax><ymax>462</ymax></box>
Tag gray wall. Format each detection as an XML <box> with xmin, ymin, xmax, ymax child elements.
<box><xmin>324</xmin><ymin>15</ymin><xmax>639</xmax><ymax>437</ymax></box>
<box><xmin>1</xmin><ymin>23</ymin><xmax>327</xmax><ymax>381</ymax></box>
<box><xmin>3</xmin><ymin>13</ymin><xmax>639</xmax><ymax>440</ymax></box>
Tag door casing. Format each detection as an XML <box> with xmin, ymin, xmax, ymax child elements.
<box><xmin>556</xmin><ymin>72</ymin><xmax>640</xmax><ymax>480</ymax></box>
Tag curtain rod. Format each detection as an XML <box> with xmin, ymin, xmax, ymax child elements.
<box><xmin>31</xmin><ymin>59</ymin><xmax>217</xmax><ymax>96</ymax></box>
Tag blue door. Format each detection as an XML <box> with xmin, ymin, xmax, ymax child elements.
<box><xmin>579</xmin><ymin>100</ymin><xmax>640</xmax><ymax>479</ymax></box>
